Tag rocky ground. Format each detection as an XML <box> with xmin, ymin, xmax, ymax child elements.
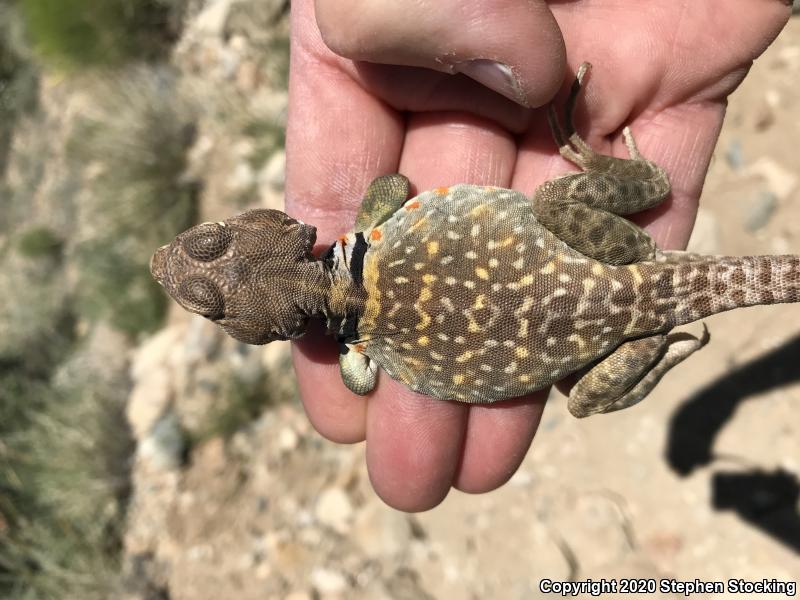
<box><xmin>50</xmin><ymin>3</ymin><xmax>800</xmax><ymax>599</ymax></box>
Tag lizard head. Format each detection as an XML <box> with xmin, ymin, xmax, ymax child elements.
<box><xmin>151</xmin><ymin>208</ymin><xmax>323</xmax><ymax>345</ymax></box>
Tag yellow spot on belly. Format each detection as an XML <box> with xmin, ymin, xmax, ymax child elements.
<box><xmin>422</xmin><ymin>273</ymin><xmax>437</xmax><ymax>284</ymax></box>
<box><xmin>403</xmin><ymin>356</ymin><xmax>423</xmax><ymax>369</ymax></box>
<box><xmin>519</xmin><ymin>274</ymin><xmax>534</xmax><ymax>286</ymax></box>
<box><xmin>475</xmin><ymin>267</ymin><xmax>489</xmax><ymax>280</ymax></box>
<box><xmin>417</xmin><ymin>336</ymin><xmax>430</xmax><ymax>346</ymax></box>
<box><xmin>630</xmin><ymin>265</ymin><xmax>643</xmax><ymax>285</ymax></box>
<box><xmin>452</xmin><ymin>374</ymin><xmax>465</xmax><ymax>385</ymax></box>
<box><xmin>360</xmin><ymin>254</ymin><xmax>381</xmax><ymax>334</ymax></box>
<box><xmin>515</xmin><ymin>347</ymin><xmax>529</xmax><ymax>358</ymax></box>
<box><xmin>567</xmin><ymin>333</ymin><xmax>586</xmax><ymax>349</ymax></box>
<box><xmin>473</xmin><ymin>294</ymin><xmax>486</xmax><ymax>309</ymax></box>
<box><xmin>518</xmin><ymin>318</ymin><xmax>529</xmax><ymax>338</ymax></box>
<box><xmin>455</xmin><ymin>351</ymin><xmax>473</xmax><ymax>363</ymax></box>
<box><xmin>591</xmin><ymin>263</ymin><xmax>604</xmax><ymax>276</ymax></box>
<box><xmin>519</xmin><ymin>374</ymin><xmax>531</xmax><ymax>383</ymax></box>
<box><xmin>415</xmin><ymin>286</ymin><xmax>433</xmax><ymax>330</ymax></box>
<box><xmin>540</xmin><ymin>262</ymin><xmax>556</xmax><ymax>274</ymax></box>
<box><xmin>470</xmin><ymin>203</ymin><xmax>487</xmax><ymax>216</ymax></box>
<box><xmin>408</xmin><ymin>216</ymin><xmax>428</xmax><ymax>232</ymax></box>
<box><xmin>427</xmin><ymin>241</ymin><xmax>439</xmax><ymax>256</ymax></box>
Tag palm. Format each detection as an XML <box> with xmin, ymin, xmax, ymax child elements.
<box><xmin>285</xmin><ymin>0</ymin><xmax>790</xmax><ymax>510</ymax></box>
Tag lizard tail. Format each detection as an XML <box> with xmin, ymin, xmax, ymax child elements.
<box><xmin>654</xmin><ymin>254</ymin><xmax>800</xmax><ymax>327</ymax></box>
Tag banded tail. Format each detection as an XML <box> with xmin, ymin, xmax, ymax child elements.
<box><xmin>644</xmin><ymin>254</ymin><xmax>800</xmax><ymax>328</ymax></box>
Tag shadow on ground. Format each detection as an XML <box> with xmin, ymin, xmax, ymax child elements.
<box><xmin>666</xmin><ymin>335</ymin><xmax>800</xmax><ymax>553</ymax></box>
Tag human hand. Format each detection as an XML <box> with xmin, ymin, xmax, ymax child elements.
<box><xmin>285</xmin><ymin>0</ymin><xmax>791</xmax><ymax>511</ymax></box>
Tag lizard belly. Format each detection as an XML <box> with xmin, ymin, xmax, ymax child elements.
<box><xmin>356</xmin><ymin>184</ymin><xmax>627</xmax><ymax>403</ymax></box>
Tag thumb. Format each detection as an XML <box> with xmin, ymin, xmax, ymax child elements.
<box><xmin>314</xmin><ymin>0</ymin><xmax>565</xmax><ymax>108</ymax></box>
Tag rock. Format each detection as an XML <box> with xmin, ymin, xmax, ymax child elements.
<box><xmin>315</xmin><ymin>488</ymin><xmax>354</xmax><ymax>534</ymax></box>
<box><xmin>724</xmin><ymin>139</ymin><xmax>744</xmax><ymax>171</ymax></box>
<box><xmin>745</xmin><ymin>156</ymin><xmax>798</xmax><ymax>201</ymax></box>
<box><xmin>194</xmin><ymin>436</ymin><xmax>227</xmax><ymax>474</ymax></box>
<box><xmin>194</xmin><ymin>0</ymin><xmax>235</xmax><ymax>36</ymax></box>
<box><xmin>384</xmin><ymin>568</ymin><xmax>435</xmax><ymax>600</ymax></box>
<box><xmin>744</xmin><ymin>190</ymin><xmax>778</xmax><ymax>232</ymax></box>
<box><xmin>132</xmin><ymin>326</ymin><xmax>185</xmax><ymax>382</ymax></box>
<box><xmin>259</xmin><ymin>149</ymin><xmax>285</xmax><ymax>192</ymax></box>
<box><xmin>277</xmin><ymin>426</ymin><xmax>299</xmax><ymax>452</ymax></box>
<box><xmin>138</xmin><ymin>414</ymin><xmax>186</xmax><ymax>470</ymax></box>
<box><xmin>236</xmin><ymin>60</ymin><xmax>260</xmax><ymax>92</ymax></box>
<box><xmin>227</xmin><ymin>161</ymin><xmax>255</xmax><ymax>194</ymax></box>
<box><xmin>353</xmin><ymin>502</ymin><xmax>413</xmax><ymax>558</ymax></box>
<box><xmin>686</xmin><ymin>208</ymin><xmax>721</xmax><ymax>255</ymax></box>
<box><xmin>310</xmin><ymin>567</ymin><xmax>348</xmax><ymax>595</ymax></box>
<box><xmin>260</xmin><ymin>339</ymin><xmax>291</xmax><ymax>372</ymax></box>
<box><xmin>752</xmin><ymin>99</ymin><xmax>776</xmax><ymax>131</ymax></box>
<box><xmin>127</xmin><ymin>366</ymin><xmax>172</xmax><ymax>439</ymax></box>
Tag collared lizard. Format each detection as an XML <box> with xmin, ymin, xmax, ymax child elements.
<box><xmin>150</xmin><ymin>63</ymin><xmax>799</xmax><ymax>418</ymax></box>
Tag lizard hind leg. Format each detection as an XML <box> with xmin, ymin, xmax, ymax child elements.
<box><xmin>568</xmin><ymin>326</ymin><xmax>709</xmax><ymax>418</ymax></box>
<box><xmin>533</xmin><ymin>63</ymin><xmax>671</xmax><ymax>265</ymax></box>
<box><xmin>354</xmin><ymin>174</ymin><xmax>410</xmax><ymax>231</ymax></box>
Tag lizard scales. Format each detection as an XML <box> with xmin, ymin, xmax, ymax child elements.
<box><xmin>151</xmin><ymin>64</ymin><xmax>800</xmax><ymax>417</ymax></box>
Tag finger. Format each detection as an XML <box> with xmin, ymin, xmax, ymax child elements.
<box><xmin>292</xmin><ymin>328</ymin><xmax>367</xmax><ymax>444</ymax></box>
<box><xmin>315</xmin><ymin>0</ymin><xmax>565</xmax><ymax>108</ymax></box>
<box><xmin>286</xmin><ymin>0</ymin><xmax>404</xmax><ymax>442</ymax></box>
<box><xmin>453</xmin><ymin>395</ymin><xmax>546</xmax><ymax>493</ymax></box>
<box><xmin>366</xmin><ymin>381</ymin><xmax>466</xmax><ymax>511</ymax></box>
<box><xmin>353</xmin><ymin>63</ymin><xmax>533</xmax><ymax>134</ymax></box>
<box><xmin>286</xmin><ymin>0</ymin><xmax>404</xmax><ymax>243</ymax></box>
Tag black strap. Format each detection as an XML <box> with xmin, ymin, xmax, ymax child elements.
<box><xmin>349</xmin><ymin>232</ymin><xmax>368</xmax><ymax>287</ymax></box>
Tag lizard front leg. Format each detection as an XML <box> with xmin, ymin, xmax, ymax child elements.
<box><xmin>339</xmin><ymin>343</ymin><xmax>378</xmax><ymax>395</ymax></box>
<box><xmin>354</xmin><ymin>174</ymin><xmax>410</xmax><ymax>231</ymax></box>
<box><xmin>338</xmin><ymin>174</ymin><xmax>410</xmax><ymax>392</ymax></box>
<box><xmin>532</xmin><ymin>63</ymin><xmax>670</xmax><ymax>266</ymax></box>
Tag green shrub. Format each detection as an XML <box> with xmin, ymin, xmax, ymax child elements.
<box><xmin>16</xmin><ymin>0</ymin><xmax>181</xmax><ymax>69</ymax></box>
<box><xmin>68</xmin><ymin>66</ymin><xmax>198</xmax><ymax>335</ymax></box>
<box><xmin>16</xmin><ymin>226</ymin><xmax>63</xmax><ymax>260</ymax></box>
<box><xmin>196</xmin><ymin>357</ymin><xmax>296</xmax><ymax>442</ymax></box>
<box><xmin>0</xmin><ymin>350</ymin><xmax>133</xmax><ymax>599</ymax></box>
<box><xmin>0</xmin><ymin>4</ymin><xmax>40</xmax><ymax>175</ymax></box>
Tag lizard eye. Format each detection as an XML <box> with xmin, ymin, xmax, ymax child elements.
<box><xmin>183</xmin><ymin>223</ymin><xmax>232</xmax><ymax>262</ymax></box>
<box><xmin>179</xmin><ymin>276</ymin><xmax>224</xmax><ymax>319</ymax></box>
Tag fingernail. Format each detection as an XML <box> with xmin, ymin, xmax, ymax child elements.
<box><xmin>455</xmin><ymin>59</ymin><xmax>529</xmax><ymax>107</ymax></box>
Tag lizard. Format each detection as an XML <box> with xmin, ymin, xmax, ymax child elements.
<box><xmin>150</xmin><ymin>63</ymin><xmax>800</xmax><ymax>418</ymax></box>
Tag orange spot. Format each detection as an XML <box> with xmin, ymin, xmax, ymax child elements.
<box><xmin>355</xmin><ymin>344</ymin><xmax>366</xmax><ymax>353</ymax></box>
<box><xmin>405</xmin><ymin>200</ymin><xmax>421</xmax><ymax>210</ymax></box>
<box><xmin>370</xmin><ymin>229</ymin><xmax>382</xmax><ymax>241</ymax></box>
<box><xmin>338</xmin><ymin>235</ymin><xmax>348</xmax><ymax>245</ymax></box>
<box><xmin>435</xmin><ymin>187</ymin><xmax>450</xmax><ymax>196</ymax></box>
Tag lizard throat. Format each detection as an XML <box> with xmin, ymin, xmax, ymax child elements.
<box><xmin>318</xmin><ymin>233</ymin><xmax>369</xmax><ymax>340</ymax></box>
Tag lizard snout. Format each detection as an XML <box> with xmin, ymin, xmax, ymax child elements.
<box><xmin>150</xmin><ymin>244</ymin><xmax>170</xmax><ymax>285</ymax></box>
